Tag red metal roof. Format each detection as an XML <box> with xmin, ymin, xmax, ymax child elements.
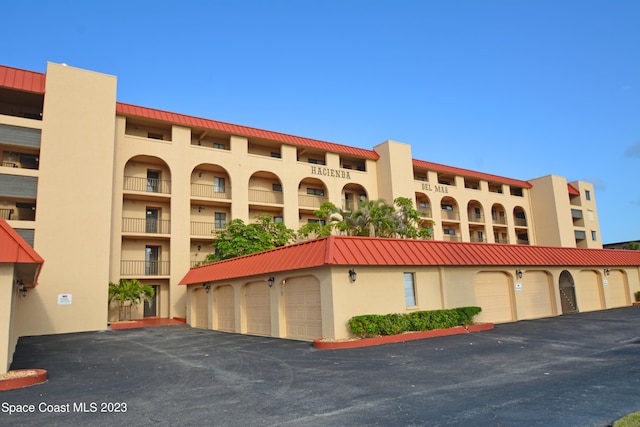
<box><xmin>116</xmin><ymin>102</ymin><xmax>379</xmax><ymax>160</ymax></box>
<box><xmin>0</xmin><ymin>65</ymin><xmax>45</xmax><ymax>93</ymax></box>
<box><xmin>412</xmin><ymin>159</ymin><xmax>532</xmax><ymax>188</ymax></box>
<box><xmin>179</xmin><ymin>236</ymin><xmax>640</xmax><ymax>285</ymax></box>
<box><xmin>0</xmin><ymin>220</ymin><xmax>43</xmax><ymax>264</ymax></box>
<box><xmin>567</xmin><ymin>184</ymin><xmax>580</xmax><ymax>196</ymax></box>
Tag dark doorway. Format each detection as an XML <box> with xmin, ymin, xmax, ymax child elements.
<box><xmin>559</xmin><ymin>270</ymin><xmax>578</xmax><ymax>314</ymax></box>
<box><xmin>144</xmin><ymin>285</ymin><xmax>158</xmax><ymax>317</ymax></box>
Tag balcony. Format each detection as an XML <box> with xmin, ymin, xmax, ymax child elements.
<box><xmin>0</xmin><ymin>208</ymin><xmax>14</xmax><ymax>220</ymax></box>
<box><xmin>191</xmin><ymin>221</ymin><xmax>225</xmax><ymax>237</ymax></box>
<box><xmin>122</xmin><ymin>217</ymin><xmax>171</xmax><ymax>234</ymax></box>
<box><xmin>492</xmin><ymin>216</ymin><xmax>507</xmax><ymax>225</ymax></box>
<box><xmin>298</xmin><ymin>194</ymin><xmax>327</xmax><ymax>209</ymax></box>
<box><xmin>191</xmin><ymin>183</ymin><xmax>231</xmax><ymax>200</ymax></box>
<box><xmin>514</xmin><ymin>218</ymin><xmax>528</xmax><ymax>227</ymax></box>
<box><xmin>120</xmin><ymin>260</ymin><xmax>170</xmax><ymax>276</ymax></box>
<box><xmin>441</xmin><ymin>210</ymin><xmax>460</xmax><ymax>221</ymax></box>
<box><xmin>468</xmin><ymin>213</ymin><xmax>485</xmax><ymax>223</ymax></box>
<box><xmin>124</xmin><ymin>176</ymin><xmax>171</xmax><ymax>194</ymax></box>
<box><xmin>249</xmin><ymin>188</ymin><xmax>283</xmax><ymax>204</ymax></box>
<box><xmin>418</xmin><ymin>207</ymin><xmax>432</xmax><ymax>217</ymax></box>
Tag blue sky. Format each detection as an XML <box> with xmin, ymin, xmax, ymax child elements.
<box><xmin>2</xmin><ymin>0</ymin><xmax>639</xmax><ymax>243</ymax></box>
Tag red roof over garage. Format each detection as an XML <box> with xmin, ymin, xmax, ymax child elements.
<box><xmin>180</xmin><ymin>236</ymin><xmax>640</xmax><ymax>285</ymax></box>
<box><xmin>0</xmin><ymin>220</ymin><xmax>44</xmax><ymax>286</ymax></box>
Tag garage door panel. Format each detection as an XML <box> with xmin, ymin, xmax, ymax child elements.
<box><xmin>285</xmin><ymin>277</ymin><xmax>322</xmax><ymax>341</ymax></box>
<box><xmin>516</xmin><ymin>271</ymin><xmax>553</xmax><ymax>320</ymax></box>
<box><xmin>604</xmin><ymin>271</ymin><xmax>628</xmax><ymax>308</ymax></box>
<box><xmin>474</xmin><ymin>272</ymin><xmax>512</xmax><ymax>324</ymax></box>
<box><xmin>576</xmin><ymin>272</ymin><xmax>602</xmax><ymax>312</ymax></box>
<box><xmin>192</xmin><ymin>288</ymin><xmax>209</xmax><ymax>329</ymax></box>
<box><xmin>216</xmin><ymin>285</ymin><xmax>235</xmax><ymax>332</ymax></box>
<box><xmin>245</xmin><ymin>282</ymin><xmax>271</xmax><ymax>336</ymax></box>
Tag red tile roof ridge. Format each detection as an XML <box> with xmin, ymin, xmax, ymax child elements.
<box><xmin>412</xmin><ymin>158</ymin><xmax>532</xmax><ymax>188</ymax></box>
<box><xmin>116</xmin><ymin>102</ymin><xmax>379</xmax><ymax>159</ymax></box>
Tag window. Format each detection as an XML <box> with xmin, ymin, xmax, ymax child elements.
<box><xmin>585</xmin><ymin>190</ymin><xmax>591</xmax><ymax>201</ymax></box>
<box><xmin>308</xmin><ymin>158</ymin><xmax>325</xmax><ymax>165</ymax></box>
<box><xmin>404</xmin><ymin>273</ymin><xmax>416</xmax><ymax>307</ymax></box>
<box><xmin>147</xmin><ymin>170</ymin><xmax>160</xmax><ymax>193</ymax></box>
<box><xmin>591</xmin><ymin>230</ymin><xmax>597</xmax><ymax>241</ymax></box>
<box><xmin>441</xmin><ymin>204</ymin><xmax>453</xmax><ymax>211</ymax></box>
<box><xmin>215</xmin><ymin>212</ymin><xmax>226</xmax><ymax>229</ymax></box>
<box><xmin>213</xmin><ymin>143</ymin><xmax>225</xmax><ymax>150</ymax></box>
<box><xmin>272</xmin><ymin>183</ymin><xmax>282</xmax><ymax>192</ymax></box>
<box><xmin>148</xmin><ymin>132</ymin><xmax>163</xmax><ymax>140</ymax></box>
<box><xmin>474</xmin><ymin>207</ymin><xmax>481</xmax><ymax>219</ymax></box>
<box><xmin>308</xmin><ymin>219</ymin><xmax>326</xmax><ymax>225</ymax></box>
<box><xmin>214</xmin><ymin>177</ymin><xmax>225</xmax><ymax>193</ymax></box>
<box><xmin>273</xmin><ymin>216</ymin><xmax>284</xmax><ymax>223</ymax></box>
<box><xmin>306</xmin><ymin>188</ymin><xmax>324</xmax><ymax>196</ymax></box>
<box><xmin>444</xmin><ymin>228</ymin><xmax>456</xmax><ymax>235</ymax></box>
<box><xmin>270</xmin><ymin>152</ymin><xmax>281</xmax><ymax>159</ymax></box>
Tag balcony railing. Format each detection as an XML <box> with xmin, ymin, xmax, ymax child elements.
<box><xmin>0</xmin><ymin>208</ymin><xmax>14</xmax><ymax>220</ymax></box>
<box><xmin>123</xmin><ymin>176</ymin><xmax>171</xmax><ymax>194</ymax></box>
<box><xmin>494</xmin><ymin>238</ymin><xmax>509</xmax><ymax>244</ymax></box>
<box><xmin>492</xmin><ymin>216</ymin><xmax>507</xmax><ymax>225</ymax></box>
<box><xmin>120</xmin><ymin>260</ymin><xmax>170</xmax><ymax>276</ymax></box>
<box><xmin>248</xmin><ymin>188</ymin><xmax>283</xmax><ymax>204</ymax></box>
<box><xmin>191</xmin><ymin>183</ymin><xmax>231</xmax><ymax>199</ymax></box>
<box><xmin>514</xmin><ymin>218</ymin><xmax>528</xmax><ymax>227</ymax></box>
<box><xmin>191</xmin><ymin>221</ymin><xmax>226</xmax><ymax>236</ymax></box>
<box><xmin>122</xmin><ymin>217</ymin><xmax>171</xmax><ymax>234</ymax></box>
<box><xmin>468</xmin><ymin>213</ymin><xmax>485</xmax><ymax>223</ymax></box>
<box><xmin>298</xmin><ymin>194</ymin><xmax>327</xmax><ymax>209</ymax></box>
<box><xmin>470</xmin><ymin>236</ymin><xmax>487</xmax><ymax>243</ymax></box>
<box><xmin>418</xmin><ymin>208</ymin><xmax>432</xmax><ymax>217</ymax></box>
<box><xmin>441</xmin><ymin>210</ymin><xmax>460</xmax><ymax>221</ymax></box>
<box><xmin>516</xmin><ymin>239</ymin><xmax>530</xmax><ymax>245</ymax></box>
<box><xmin>442</xmin><ymin>234</ymin><xmax>461</xmax><ymax>242</ymax></box>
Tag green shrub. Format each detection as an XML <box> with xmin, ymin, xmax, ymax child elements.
<box><xmin>348</xmin><ymin>306</ymin><xmax>482</xmax><ymax>337</ymax></box>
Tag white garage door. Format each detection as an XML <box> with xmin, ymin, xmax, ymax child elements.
<box><xmin>192</xmin><ymin>287</ymin><xmax>209</xmax><ymax>329</ymax></box>
<box><xmin>516</xmin><ymin>271</ymin><xmax>553</xmax><ymax>320</ymax></box>
<box><xmin>245</xmin><ymin>282</ymin><xmax>271</xmax><ymax>336</ymax></box>
<box><xmin>285</xmin><ymin>277</ymin><xmax>322</xmax><ymax>341</ymax></box>
<box><xmin>604</xmin><ymin>270</ymin><xmax>628</xmax><ymax>308</ymax></box>
<box><xmin>474</xmin><ymin>272</ymin><xmax>512</xmax><ymax>323</ymax></box>
<box><xmin>216</xmin><ymin>285</ymin><xmax>235</xmax><ymax>332</ymax></box>
<box><xmin>576</xmin><ymin>271</ymin><xmax>603</xmax><ymax>312</ymax></box>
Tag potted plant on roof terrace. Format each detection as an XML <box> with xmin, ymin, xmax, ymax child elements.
<box><xmin>108</xmin><ymin>279</ymin><xmax>155</xmax><ymax>321</ymax></box>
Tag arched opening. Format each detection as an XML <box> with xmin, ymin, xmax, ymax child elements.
<box><xmin>559</xmin><ymin>270</ymin><xmax>578</xmax><ymax>314</ymax></box>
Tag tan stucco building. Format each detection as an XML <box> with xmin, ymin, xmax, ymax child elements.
<box><xmin>0</xmin><ymin>62</ymin><xmax>621</xmax><ymax>345</ymax></box>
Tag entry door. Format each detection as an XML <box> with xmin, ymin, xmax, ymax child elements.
<box><xmin>146</xmin><ymin>208</ymin><xmax>159</xmax><ymax>233</ymax></box>
<box><xmin>147</xmin><ymin>170</ymin><xmax>160</xmax><ymax>193</ymax></box>
<box><xmin>144</xmin><ymin>285</ymin><xmax>158</xmax><ymax>317</ymax></box>
<box><xmin>146</xmin><ymin>246</ymin><xmax>160</xmax><ymax>275</ymax></box>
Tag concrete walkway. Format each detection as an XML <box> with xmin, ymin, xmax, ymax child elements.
<box><xmin>2</xmin><ymin>307</ymin><xmax>640</xmax><ymax>426</ymax></box>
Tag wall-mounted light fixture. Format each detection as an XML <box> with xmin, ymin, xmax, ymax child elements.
<box><xmin>16</xmin><ymin>279</ymin><xmax>27</xmax><ymax>297</ymax></box>
<box><xmin>348</xmin><ymin>269</ymin><xmax>357</xmax><ymax>282</ymax></box>
<box><xmin>202</xmin><ymin>283</ymin><xmax>211</xmax><ymax>293</ymax></box>
<box><xmin>267</xmin><ymin>276</ymin><xmax>275</xmax><ymax>288</ymax></box>
<box><xmin>197</xmin><ymin>245</ymin><xmax>201</xmax><ymax>252</ymax></box>
<box><xmin>515</xmin><ymin>270</ymin><xmax>523</xmax><ymax>279</ymax></box>
<box><xmin>604</xmin><ymin>268</ymin><xmax>610</xmax><ymax>276</ymax></box>
<box><xmin>198</xmin><ymin>206</ymin><xmax>204</xmax><ymax>213</ymax></box>
<box><xmin>198</xmin><ymin>171</ymin><xmax>203</xmax><ymax>177</ymax></box>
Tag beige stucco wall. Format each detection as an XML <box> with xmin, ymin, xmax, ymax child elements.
<box><xmin>15</xmin><ymin>63</ymin><xmax>117</xmax><ymax>335</ymax></box>
<box><xmin>186</xmin><ymin>263</ymin><xmax>640</xmax><ymax>341</ymax></box>
<box><xmin>0</xmin><ymin>264</ymin><xmax>14</xmax><ymax>373</ymax></box>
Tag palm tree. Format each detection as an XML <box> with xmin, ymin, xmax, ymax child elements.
<box><xmin>108</xmin><ymin>279</ymin><xmax>155</xmax><ymax>321</ymax></box>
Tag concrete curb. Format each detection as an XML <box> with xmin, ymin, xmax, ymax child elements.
<box><xmin>0</xmin><ymin>369</ymin><xmax>47</xmax><ymax>391</ymax></box>
<box><xmin>313</xmin><ymin>323</ymin><xmax>494</xmax><ymax>350</ymax></box>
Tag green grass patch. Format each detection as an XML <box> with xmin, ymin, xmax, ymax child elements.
<box><xmin>613</xmin><ymin>411</ymin><xmax>640</xmax><ymax>427</ymax></box>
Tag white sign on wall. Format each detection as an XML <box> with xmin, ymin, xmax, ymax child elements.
<box><xmin>58</xmin><ymin>294</ymin><xmax>72</xmax><ymax>305</ymax></box>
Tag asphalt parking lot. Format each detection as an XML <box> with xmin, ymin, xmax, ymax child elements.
<box><xmin>2</xmin><ymin>307</ymin><xmax>640</xmax><ymax>427</ymax></box>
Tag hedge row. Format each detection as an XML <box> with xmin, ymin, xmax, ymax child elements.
<box><xmin>347</xmin><ymin>306</ymin><xmax>482</xmax><ymax>338</ymax></box>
